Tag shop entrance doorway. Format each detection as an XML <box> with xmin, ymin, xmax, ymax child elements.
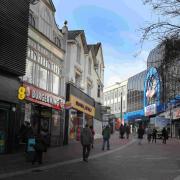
<box><xmin>0</xmin><ymin>108</ymin><xmax>8</xmax><ymax>154</ymax></box>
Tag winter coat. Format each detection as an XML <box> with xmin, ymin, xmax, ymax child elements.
<box><xmin>126</xmin><ymin>126</ymin><xmax>130</xmax><ymax>134</ymax></box>
<box><xmin>102</xmin><ymin>127</ymin><xmax>111</xmax><ymax>140</ymax></box>
<box><xmin>138</xmin><ymin>127</ymin><xmax>144</xmax><ymax>139</ymax></box>
<box><xmin>80</xmin><ymin>127</ymin><xmax>93</xmax><ymax>145</ymax></box>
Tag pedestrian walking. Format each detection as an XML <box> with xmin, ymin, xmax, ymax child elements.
<box><xmin>102</xmin><ymin>125</ymin><xmax>111</xmax><ymax>150</ymax></box>
<box><xmin>90</xmin><ymin>126</ymin><xmax>95</xmax><ymax>148</ymax></box>
<box><xmin>126</xmin><ymin>124</ymin><xmax>130</xmax><ymax>139</ymax></box>
<box><xmin>146</xmin><ymin>127</ymin><xmax>152</xmax><ymax>144</ymax></box>
<box><xmin>162</xmin><ymin>127</ymin><xmax>168</xmax><ymax>144</ymax></box>
<box><xmin>152</xmin><ymin>128</ymin><xmax>157</xmax><ymax>143</ymax></box>
<box><xmin>119</xmin><ymin>124</ymin><xmax>125</xmax><ymax>139</ymax></box>
<box><xmin>80</xmin><ymin>124</ymin><xmax>93</xmax><ymax>162</ymax></box>
<box><xmin>137</xmin><ymin>125</ymin><xmax>145</xmax><ymax>145</ymax></box>
<box><xmin>32</xmin><ymin>134</ymin><xmax>46</xmax><ymax>165</ymax></box>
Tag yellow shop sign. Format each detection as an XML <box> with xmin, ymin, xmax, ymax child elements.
<box><xmin>70</xmin><ymin>95</ymin><xmax>95</xmax><ymax>117</ymax></box>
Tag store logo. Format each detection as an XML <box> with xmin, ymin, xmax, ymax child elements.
<box><xmin>18</xmin><ymin>86</ymin><xmax>26</xmax><ymax>100</ymax></box>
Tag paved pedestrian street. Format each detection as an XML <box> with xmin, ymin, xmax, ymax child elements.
<box><xmin>3</xmin><ymin>138</ymin><xmax>180</xmax><ymax>180</ymax></box>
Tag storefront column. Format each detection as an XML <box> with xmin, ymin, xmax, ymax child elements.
<box><xmin>83</xmin><ymin>112</ymin><xmax>85</xmax><ymax>128</ymax></box>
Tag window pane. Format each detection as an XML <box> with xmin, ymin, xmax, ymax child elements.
<box><xmin>52</xmin><ymin>74</ymin><xmax>59</xmax><ymax>95</ymax></box>
<box><xmin>39</xmin><ymin>67</ymin><xmax>47</xmax><ymax>90</ymax></box>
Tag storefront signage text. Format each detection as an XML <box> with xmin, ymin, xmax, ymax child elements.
<box><xmin>18</xmin><ymin>85</ymin><xmax>65</xmax><ymax>110</ymax></box>
<box><xmin>145</xmin><ymin>104</ymin><xmax>156</xmax><ymax>116</ymax></box>
<box><xmin>70</xmin><ymin>95</ymin><xmax>95</xmax><ymax>117</ymax></box>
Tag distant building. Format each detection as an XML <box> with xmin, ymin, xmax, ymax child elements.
<box><xmin>103</xmin><ymin>81</ymin><xmax>128</xmax><ymax>130</ymax></box>
<box><xmin>124</xmin><ymin>70</ymin><xmax>147</xmax><ymax>125</ymax></box>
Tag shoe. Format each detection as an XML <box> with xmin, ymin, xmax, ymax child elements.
<box><xmin>83</xmin><ymin>158</ymin><xmax>88</xmax><ymax>162</ymax></box>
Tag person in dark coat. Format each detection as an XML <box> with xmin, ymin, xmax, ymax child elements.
<box><xmin>80</xmin><ymin>124</ymin><xmax>93</xmax><ymax>162</ymax></box>
<box><xmin>102</xmin><ymin>125</ymin><xmax>111</xmax><ymax>150</ymax></box>
<box><xmin>152</xmin><ymin>128</ymin><xmax>157</xmax><ymax>143</ymax></box>
<box><xmin>119</xmin><ymin>124</ymin><xmax>125</xmax><ymax>139</ymax></box>
<box><xmin>178</xmin><ymin>128</ymin><xmax>180</xmax><ymax>139</ymax></box>
<box><xmin>126</xmin><ymin>124</ymin><xmax>130</xmax><ymax>139</ymax></box>
<box><xmin>32</xmin><ymin>134</ymin><xmax>46</xmax><ymax>165</ymax></box>
<box><xmin>162</xmin><ymin>127</ymin><xmax>168</xmax><ymax>144</ymax></box>
<box><xmin>137</xmin><ymin>125</ymin><xmax>145</xmax><ymax>145</ymax></box>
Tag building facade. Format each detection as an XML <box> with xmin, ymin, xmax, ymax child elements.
<box><xmin>103</xmin><ymin>81</ymin><xmax>128</xmax><ymax>130</ymax></box>
<box><xmin>0</xmin><ymin>0</ymin><xmax>30</xmax><ymax>153</ymax></box>
<box><xmin>124</xmin><ymin>70</ymin><xmax>148</xmax><ymax>126</ymax></box>
<box><xmin>64</xmin><ymin>30</ymin><xmax>104</xmax><ymax>143</ymax></box>
<box><xmin>146</xmin><ymin>39</ymin><xmax>180</xmax><ymax>137</ymax></box>
<box><xmin>19</xmin><ymin>0</ymin><xmax>66</xmax><ymax>147</ymax></box>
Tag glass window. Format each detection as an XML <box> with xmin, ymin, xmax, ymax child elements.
<box><xmin>76</xmin><ymin>44</ymin><xmax>81</xmax><ymax>64</ymax></box>
<box><xmin>52</xmin><ymin>73</ymin><xmax>59</xmax><ymax>95</ymax></box>
<box><xmin>39</xmin><ymin>67</ymin><xmax>47</xmax><ymax>90</ymax></box>
<box><xmin>88</xmin><ymin>58</ymin><xmax>92</xmax><ymax>75</ymax></box>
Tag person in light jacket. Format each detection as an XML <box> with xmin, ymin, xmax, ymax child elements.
<box><xmin>80</xmin><ymin>124</ymin><xmax>93</xmax><ymax>162</ymax></box>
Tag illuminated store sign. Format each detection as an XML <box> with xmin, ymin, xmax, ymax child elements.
<box><xmin>18</xmin><ymin>84</ymin><xmax>65</xmax><ymax>110</ymax></box>
<box><xmin>144</xmin><ymin>104</ymin><xmax>156</xmax><ymax>116</ymax></box>
<box><xmin>70</xmin><ymin>95</ymin><xmax>95</xmax><ymax>117</ymax></box>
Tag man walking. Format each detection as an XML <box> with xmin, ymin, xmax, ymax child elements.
<box><xmin>102</xmin><ymin>125</ymin><xmax>111</xmax><ymax>150</ymax></box>
<box><xmin>80</xmin><ymin>124</ymin><xmax>93</xmax><ymax>162</ymax></box>
<box><xmin>137</xmin><ymin>125</ymin><xmax>145</xmax><ymax>145</ymax></box>
<box><xmin>162</xmin><ymin>127</ymin><xmax>168</xmax><ymax>144</ymax></box>
<box><xmin>152</xmin><ymin>128</ymin><xmax>157</xmax><ymax>143</ymax></box>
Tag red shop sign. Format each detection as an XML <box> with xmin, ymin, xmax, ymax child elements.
<box><xmin>23</xmin><ymin>84</ymin><xmax>65</xmax><ymax>110</ymax></box>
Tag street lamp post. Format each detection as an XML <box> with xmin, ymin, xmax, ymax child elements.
<box><xmin>120</xmin><ymin>91</ymin><xmax>123</xmax><ymax>124</ymax></box>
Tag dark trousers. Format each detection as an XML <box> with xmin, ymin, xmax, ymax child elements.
<box><xmin>162</xmin><ymin>137</ymin><xmax>167</xmax><ymax>144</ymax></box>
<box><xmin>102</xmin><ymin>138</ymin><xmax>110</xmax><ymax>150</ymax></box>
<box><xmin>83</xmin><ymin>145</ymin><xmax>91</xmax><ymax>160</ymax></box>
<box><xmin>32</xmin><ymin>151</ymin><xmax>43</xmax><ymax>164</ymax></box>
<box><xmin>152</xmin><ymin>135</ymin><xmax>156</xmax><ymax>143</ymax></box>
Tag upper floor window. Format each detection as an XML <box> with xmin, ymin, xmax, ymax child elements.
<box><xmin>75</xmin><ymin>73</ymin><xmax>81</xmax><ymax>88</ymax></box>
<box><xmin>76</xmin><ymin>44</ymin><xmax>81</xmax><ymax>64</ymax></box>
<box><xmin>88</xmin><ymin>58</ymin><xmax>92</xmax><ymax>75</ymax></box>
<box><xmin>97</xmin><ymin>85</ymin><xmax>101</xmax><ymax>98</ymax></box>
<box><xmin>87</xmin><ymin>83</ymin><xmax>91</xmax><ymax>96</ymax></box>
<box><xmin>29</xmin><ymin>13</ymin><xmax>36</xmax><ymax>27</ymax></box>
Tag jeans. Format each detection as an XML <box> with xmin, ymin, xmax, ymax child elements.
<box><xmin>83</xmin><ymin>145</ymin><xmax>91</xmax><ymax>160</ymax></box>
<box><xmin>102</xmin><ymin>138</ymin><xmax>110</xmax><ymax>150</ymax></box>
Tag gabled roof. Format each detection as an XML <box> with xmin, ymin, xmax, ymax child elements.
<box><xmin>87</xmin><ymin>43</ymin><xmax>101</xmax><ymax>56</ymax></box>
<box><xmin>68</xmin><ymin>30</ymin><xmax>88</xmax><ymax>53</ymax></box>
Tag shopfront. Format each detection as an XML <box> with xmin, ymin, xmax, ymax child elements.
<box><xmin>64</xmin><ymin>83</ymin><xmax>95</xmax><ymax>144</ymax></box>
<box><xmin>0</xmin><ymin>73</ymin><xmax>21</xmax><ymax>154</ymax></box>
<box><xmin>18</xmin><ymin>83</ymin><xmax>65</xmax><ymax>146</ymax></box>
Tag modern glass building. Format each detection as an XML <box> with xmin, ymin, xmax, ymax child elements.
<box><xmin>124</xmin><ymin>70</ymin><xmax>147</xmax><ymax>122</ymax></box>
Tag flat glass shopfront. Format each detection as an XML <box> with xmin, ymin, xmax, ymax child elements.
<box><xmin>20</xmin><ymin>102</ymin><xmax>64</xmax><ymax>146</ymax></box>
<box><xmin>69</xmin><ymin>109</ymin><xmax>93</xmax><ymax>141</ymax></box>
